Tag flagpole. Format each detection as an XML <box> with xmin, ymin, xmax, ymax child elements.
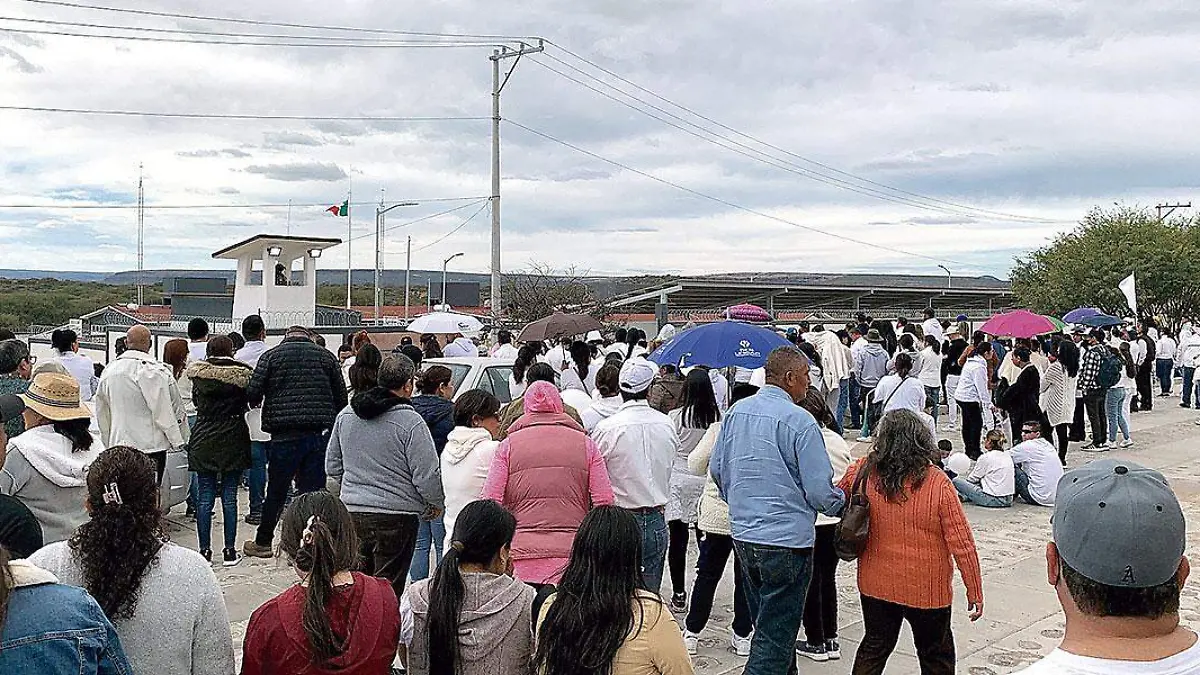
<box><xmin>346</xmin><ymin>178</ymin><xmax>353</xmax><ymax>310</ymax></box>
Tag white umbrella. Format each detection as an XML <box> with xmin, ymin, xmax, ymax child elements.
<box><xmin>406</xmin><ymin>311</ymin><xmax>484</xmax><ymax>335</ymax></box>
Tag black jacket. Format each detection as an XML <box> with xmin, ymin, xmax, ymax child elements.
<box><xmin>187</xmin><ymin>357</ymin><xmax>253</xmax><ymax>473</ymax></box>
<box><xmin>247</xmin><ymin>336</ymin><xmax>348</xmax><ymax>436</ymax></box>
<box><xmin>999</xmin><ymin>364</ymin><xmax>1041</xmax><ymax>425</ymax></box>
<box><xmin>410</xmin><ymin>394</ymin><xmax>454</xmax><ymax>455</ymax></box>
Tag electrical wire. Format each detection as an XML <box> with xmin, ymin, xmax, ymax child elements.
<box><xmin>14</xmin><ymin>0</ymin><xmax>542</xmax><ymax>41</ymax></box>
<box><xmin>505</xmin><ymin>119</ymin><xmax>964</xmax><ymax>265</ymax></box>
<box><xmin>0</xmin><ymin>104</ymin><xmax>486</xmax><ymax>122</ymax></box>
<box><xmin>0</xmin><ymin>25</ymin><xmax>496</xmax><ymax>48</ymax></box>
<box><xmin>346</xmin><ymin>200</ymin><xmax>488</xmax><ymax>244</ymax></box>
<box><xmin>542</xmin><ymin>41</ymin><xmax>1062</xmax><ymax>224</ymax></box>
<box><xmin>409</xmin><ymin>201</ymin><xmax>490</xmax><ymax>253</ymax></box>
<box><xmin>0</xmin><ymin>197</ymin><xmax>489</xmax><ymax>209</ymax></box>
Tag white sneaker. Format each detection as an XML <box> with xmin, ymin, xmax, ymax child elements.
<box><xmin>943</xmin><ymin>423</ymin><xmax>957</xmax><ymax>432</ymax></box>
<box><xmin>683</xmin><ymin>631</ymin><xmax>699</xmax><ymax>656</ymax></box>
<box><xmin>1120</xmin><ymin>438</ymin><xmax>1134</xmax><ymax>448</ymax></box>
<box><xmin>731</xmin><ymin>631</ymin><xmax>752</xmax><ymax>657</ymax></box>
<box><xmin>856</xmin><ymin>436</ymin><xmax>872</xmax><ymax>443</ymax></box>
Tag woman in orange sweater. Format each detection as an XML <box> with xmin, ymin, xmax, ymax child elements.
<box><xmin>839</xmin><ymin>409</ymin><xmax>984</xmax><ymax>675</ymax></box>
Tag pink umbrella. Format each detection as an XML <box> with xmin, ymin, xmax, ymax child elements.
<box><xmin>725</xmin><ymin>303</ymin><xmax>772</xmax><ymax>323</ymax></box>
<box><xmin>979</xmin><ymin>310</ymin><xmax>1057</xmax><ymax>339</ymax></box>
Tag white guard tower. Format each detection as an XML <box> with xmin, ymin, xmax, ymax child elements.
<box><xmin>212</xmin><ymin>234</ymin><xmax>342</xmax><ymax>329</ymax></box>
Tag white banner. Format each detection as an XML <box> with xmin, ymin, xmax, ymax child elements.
<box><xmin>1119</xmin><ymin>273</ymin><xmax>1137</xmax><ymax>316</ymax></box>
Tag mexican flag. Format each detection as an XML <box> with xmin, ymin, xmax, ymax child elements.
<box><xmin>326</xmin><ymin>200</ymin><xmax>348</xmax><ymax>217</ymax></box>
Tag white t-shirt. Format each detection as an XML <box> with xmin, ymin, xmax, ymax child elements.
<box><xmin>1009</xmin><ymin>438</ymin><xmax>1064</xmax><ymax>506</ymax></box>
<box><xmin>1015</xmin><ymin>638</ymin><xmax>1200</xmax><ymax>675</ymax></box>
<box><xmin>967</xmin><ymin>450</ymin><xmax>1015</xmax><ymax>498</ymax></box>
<box><xmin>873</xmin><ymin>375</ymin><xmax>927</xmax><ymax>413</ymax></box>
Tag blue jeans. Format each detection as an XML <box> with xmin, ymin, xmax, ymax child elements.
<box><xmin>1157</xmin><ymin>359</ymin><xmax>1174</xmax><ymax>394</ymax></box>
<box><xmin>1013</xmin><ymin>466</ymin><xmax>1048</xmax><ymax>506</ymax></box>
<box><xmin>254</xmin><ymin>433</ymin><xmax>327</xmax><ymax>547</ymax></box>
<box><xmin>631</xmin><ymin>509</ymin><xmax>668</xmax><ymax>593</ymax></box>
<box><xmin>734</xmin><ymin>541</ymin><xmax>814</xmax><ymax>675</ymax></box>
<box><xmin>196</xmin><ymin>470</ymin><xmax>240</xmax><ymax>552</ymax></box>
<box><xmin>246</xmin><ymin>441</ymin><xmax>269</xmax><ymax>516</ymax></box>
<box><xmin>1106</xmin><ymin>388</ymin><xmax>1131</xmax><ymax>442</ymax></box>
<box><xmin>1184</xmin><ymin>367</ymin><xmax>1196</xmax><ymax>406</ymax></box>
<box><xmin>409</xmin><ymin>516</ymin><xmax>446</xmax><ymax>581</ymax></box>
<box><xmin>835</xmin><ymin>378</ymin><xmax>850</xmax><ymax>434</ymax></box>
<box><xmin>185</xmin><ymin>415</ymin><xmax>198</xmax><ymax>512</ymax></box>
<box><xmin>925</xmin><ymin>385</ymin><xmax>941</xmax><ymax>425</ymax></box>
<box><xmin>952</xmin><ymin>477</ymin><xmax>1012</xmax><ymax>508</ymax></box>
<box><xmin>848</xmin><ymin>377</ymin><xmax>863</xmax><ymax>429</ymax></box>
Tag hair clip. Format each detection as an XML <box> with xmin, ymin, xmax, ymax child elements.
<box><xmin>102</xmin><ymin>482</ymin><xmax>122</xmax><ymax>506</ymax></box>
<box><xmin>301</xmin><ymin>515</ymin><xmax>319</xmax><ymax>548</ymax></box>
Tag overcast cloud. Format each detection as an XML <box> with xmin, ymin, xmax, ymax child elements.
<box><xmin>1</xmin><ymin>0</ymin><xmax>1198</xmax><ymax>279</ymax></box>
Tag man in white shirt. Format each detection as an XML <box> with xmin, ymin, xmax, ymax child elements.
<box><xmin>95</xmin><ymin>324</ymin><xmax>189</xmax><ymax>484</ymax></box>
<box><xmin>920</xmin><ymin>308</ymin><xmax>944</xmax><ymax>346</ymax></box>
<box><xmin>1156</xmin><ymin>332</ymin><xmax>1177</xmax><ymax>396</ymax></box>
<box><xmin>951</xmin><ymin>435</ymin><xmax>1014</xmax><ymax>508</ymax></box>
<box><xmin>1014</xmin><ymin>459</ymin><xmax>1197</xmax><ymax>675</ymax></box>
<box><xmin>488</xmin><ymin>329</ymin><xmax>518</xmax><ymax>361</ymax></box>
<box><xmin>234</xmin><ymin>314</ymin><xmax>271</xmax><ymax>525</ymax></box>
<box><xmin>592</xmin><ymin>358</ymin><xmax>679</xmax><ymax>592</ymax></box>
<box><xmin>49</xmin><ymin>328</ymin><xmax>98</xmax><ymax>401</ymax></box>
<box><xmin>1009</xmin><ymin>421</ymin><xmax>1063</xmax><ymax>507</ymax></box>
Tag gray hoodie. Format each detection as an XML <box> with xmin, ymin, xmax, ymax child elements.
<box><xmin>855</xmin><ymin>343</ymin><xmax>890</xmax><ymax>388</ymax></box>
<box><xmin>325</xmin><ymin>387</ymin><xmax>445</xmax><ymax>515</ymax></box>
<box><xmin>0</xmin><ymin>425</ymin><xmax>101</xmax><ymax>544</ymax></box>
<box><xmin>405</xmin><ymin>572</ymin><xmax>535</xmax><ymax>675</ymax></box>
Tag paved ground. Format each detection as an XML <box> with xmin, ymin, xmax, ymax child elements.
<box><xmin>165</xmin><ymin>397</ymin><xmax>1200</xmax><ymax>674</ymax></box>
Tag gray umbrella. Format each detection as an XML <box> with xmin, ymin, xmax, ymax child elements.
<box><xmin>517</xmin><ymin>312</ymin><xmax>604</xmax><ymax>342</ymax></box>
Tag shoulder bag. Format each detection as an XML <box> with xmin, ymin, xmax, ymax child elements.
<box><xmin>834</xmin><ymin>459</ymin><xmax>872</xmax><ymax>562</ymax></box>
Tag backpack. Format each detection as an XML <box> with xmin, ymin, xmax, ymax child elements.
<box><xmin>1098</xmin><ymin>351</ymin><xmax>1122</xmax><ymax>389</ymax></box>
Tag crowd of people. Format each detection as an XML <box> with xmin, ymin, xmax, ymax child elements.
<box><xmin>0</xmin><ymin>311</ymin><xmax>1193</xmax><ymax>675</ymax></box>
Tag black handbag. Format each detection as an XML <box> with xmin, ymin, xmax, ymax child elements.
<box><xmin>834</xmin><ymin>461</ymin><xmax>871</xmax><ymax>562</ymax></box>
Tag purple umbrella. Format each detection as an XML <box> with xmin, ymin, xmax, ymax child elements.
<box><xmin>1063</xmin><ymin>307</ymin><xmax>1122</xmax><ymax>327</ymax></box>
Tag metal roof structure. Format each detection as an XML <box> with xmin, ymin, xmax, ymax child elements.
<box><xmin>606</xmin><ymin>272</ymin><xmax>1014</xmax><ymax>320</ymax></box>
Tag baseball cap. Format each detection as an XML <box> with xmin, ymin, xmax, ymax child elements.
<box><xmin>618</xmin><ymin>358</ymin><xmax>656</xmax><ymax>394</ymax></box>
<box><xmin>1053</xmin><ymin>459</ymin><xmax>1186</xmax><ymax>588</ymax></box>
<box><xmin>0</xmin><ymin>394</ymin><xmax>24</xmax><ymax>424</ymax></box>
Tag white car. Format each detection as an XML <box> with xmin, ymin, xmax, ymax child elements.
<box><xmin>422</xmin><ymin>357</ymin><xmax>522</xmax><ymax>403</ymax></box>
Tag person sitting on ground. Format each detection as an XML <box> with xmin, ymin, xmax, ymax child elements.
<box><xmin>326</xmin><ymin>354</ymin><xmax>444</xmax><ymax>599</ymax></box>
<box><xmin>953</xmin><ymin>429</ymin><xmax>1015</xmax><ymax>508</ymax></box>
<box><xmin>0</xmin><ymin>542</ymin><xmax>133</xmax><ymax>674</ymax></box>
<box><xmin>402</xmin><ymin>499</ymin><xmax>534</xmax><ymax>675</ymax></box>
<box><xmin>496</xmin><ymin>363</ymin><xmax>583</xmax><ymax>440</ymax></box>
<box><xmin>1014</xmin><ymin>459</ymin><xmax>1198</xmax><ymax>675</ymax></box>
<box><xmin>534</xmin><ymin>505</ymin><xmax>694</xmax><ymax>675</ymax></box>
<box><xmin>241</xmin><ymin>491</ymin><xmax>401</xmax><ymax>675</ymax></box>
<box><xmin>1</xmin><ymin>373</ymin><xmax>101</xmax><ymax>544</ymax></box>
<box><xmin>31</xmin><ymin>445</ymin><xmax>235</xmax><ymax>675</ymax></box>
<box><xmin>1009</xmin><ymin>420</ymin><xmax>1063</xmax><ymax>508</ymax></box>
<box><xmin>440</xmin><ymin>390</ymin><xmax>502</xmax><ymax>549</ymax></box>
<box><xmin>186</xmin><ymin>334</ymin><xmax>254</xmax><ymax>567</ymax></box>
<box><xmin>582</xmin><ymin>363</ymin><xmax>623</xmax><ymax>433</ymax></box>
<box><xmin>483</xmin><ymin>381</ymin><xmax>614</xmax><ymax>586</ymax></box>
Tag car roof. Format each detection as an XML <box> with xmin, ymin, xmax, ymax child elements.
<box><xmin>423</xmin><ymin>357</ymin><xmax>513</xmax><ymax>366</ymax></box>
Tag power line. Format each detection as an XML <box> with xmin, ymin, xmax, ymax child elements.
<box><xmin>505</xmin><ymin>119</ymin><xmax>963</xmax><ymax>265</ymax></box>
<box><xmin>542</xmin><ymin>42</ymin><xmax>1061</xmax><ymax>225</ymax></box>
<box><xmin>0</xmin><ymin>104</ymin><xmax>486</xmax><ymax>122</ymax></box>
<box><xmin>410</xmin><ymin>201</ymin><xmax>490</xmax><ymax>253</ymax></box>
<box><xmin>0</xmin><ymin>197</ymin><xmax>488</xmax><ymax>210</ymax></box>
<box><xmin>15</xmin><ymin>0</ymin><xmax>542</xmax><ymax>41</ymax></box>
<box><xmin>0</xmin><ymin>25</ymin><xmax>496</xmax><ymax>48</ymax></box>
<box><xmin>346</xmin><ymin>200</ymin><xmax>488</xmax><ymax>244</ymax></box>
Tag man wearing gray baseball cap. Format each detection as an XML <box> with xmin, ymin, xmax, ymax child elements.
<box><xmin>1017</xmin><ymin>458</ymin><xmax>1197</xmax><ymax>674</ymax></box>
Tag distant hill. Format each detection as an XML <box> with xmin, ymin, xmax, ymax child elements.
<box><xmin>0</xmin><ymin>268</ymin><xmax>497</xmax><ymax>287</ymax></box>
<box><xmin>0</xmin><ymin>269</ymin><xmax>112</xmax><ymax>282</ymax></box>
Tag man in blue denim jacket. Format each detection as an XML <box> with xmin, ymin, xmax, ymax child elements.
<box><xmin>712</xmin><ymin>346</ymin><xmax>846</xmax><ymax>675</ymax></box>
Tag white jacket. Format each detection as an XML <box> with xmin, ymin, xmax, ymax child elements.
<box><xmin>807</xmin><ymin>330</ymin><xmax>852</xmax><ymax>390</ymax></box>
<box><xmin>440</xmin><ymin>426</ymin><xmax>499</xmax><ymax>552</ymax></box>
<box><xmin>95</xmin><ymin>350</ymin><xmax>189</xmax><ymax>454</ymax></box>
<box><xmin>1179</xmin><ymin>325</ymin><xmax>1200</xmax><ymax>369</ymax></box>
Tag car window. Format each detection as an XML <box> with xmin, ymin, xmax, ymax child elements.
<box><xmin>484</xmin><ymin>366</ymin><xmax>515</xmax><ymax>404</ymax></box>
<box><xmin>440</xmin><ymin>364</ymin><xmax>472</xmax><ymax>394</ymax></box>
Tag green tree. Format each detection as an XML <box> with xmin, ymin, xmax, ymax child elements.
<box><xmin>1011</xmin><ymin>205</ymin><xmax>1200</xmax><ymax>334</ymax></box>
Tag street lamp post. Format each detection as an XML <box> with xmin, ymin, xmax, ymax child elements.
<box><xmin>374</xmin><ymin>201</ymin><xmax>419</xmax><ymax>323</ymax></box>
<box><xmin>442</xmin><ymin>252</ymin><xmax>464</xmax><ymax>311</ymax></box>
<box><xmin>937</xmin><ymin>264</ymin><xmax>952</xmax><ymax>289</ymax></box>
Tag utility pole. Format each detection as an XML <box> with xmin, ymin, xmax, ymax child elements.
<box><xmin>490</xmin><ymin>40</ymin><xmax>544</xmax><ymax>325</ymax></box>
<box><xmin>1156</xmin><ymin>202</ymin><xmax>1191</xmax><ymax>221</ymax></box>
<box><xmin>404</xmin><ymin>236</ymin><xmax>412</xmax><ymax>321</ymax></box>
<box><xmin>136</xmin><ymin>163</ymin><xmax>144</xmax><ymax>307</ymax></box>
<box><xmin>345</xmin><ymin>178</ymin><xmax>353</xmax><ymax>309</ymax></box>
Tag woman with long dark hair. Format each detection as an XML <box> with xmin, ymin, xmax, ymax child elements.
<box><xmin>665</xmin><ymin>369</ymin><xmax>719</xmax><ymax>611</ymax></box>
<box><xmin>31</xmin><ymin>445</ymin><xmax>235</xmax><ymax>674</ymax></box>
<box><xmin>838</xmin><ymin>410</ymin><xmax>983</xmax><ymax>674</ymax></box>
<box><xmin>917</xmin><ymin>335</ymin><xmax>944</xmax><ymax>426</ymax></box>
<box><xmin>482</xmin><ymin>381</ymin><xmax>613</xmax><ymax>586</ymax></box>
<box><xmin>509</xmin><ymin>345</ymin><xmax>537</xmax><ymax>399</ymax></box>
<box><xmin>411</xmin><ymin>365</ymin><xmax>456</xmax><ymax>582</ymax></box>
<box><xmin>0</xmin><ymin>543</ymin><xmax>133</xmax><ymax>673</ymax></box>
<box><xmin>422</xmin><ymin>334</ymin><xmax>444</xmax><ymax>360</ymax></box>
<box><xmin>403</xmin><ymin>499</ymin><xmax>534</xmax><ymax>675</ymax></box>
<box><xmin>1107</xmin><ymin>341</ymin><xmax>1137</xmax><ymax>448</ymax></box>
<box><xmin>348</xmin><ymin>343</ymin><xmax>382</xmax><ymax>394</ymax></box>
<box><xmin>559</xmin><ymin>341</ymin><xmax>598</xmax><ymax>395</ymax></box>
<box><xmin>242</xmin><ymin>491</ymin><xmax>400</xmax><ymax>675</ymax></box>
<box><xmin>1040</xmin><ymin>338</ymin><xmax>1079</xmax><ymax>464</ymax></box>
<box><xmin>441</xmin><ymin>391</ymin><xmax>502</xmax><ymax>550</ymax></box>
<box><xmin>1</xmin><ymin>372</ymin><xmax>99</xmax><ymax>544</ymax></box>
<box><xmin>186</xmin><ymin>334</ymin><xmax>253</xmax><ymax>566</ymax></box>
<box><xmin>534</xmin><ymin>506</ymin><xmax>692</xmax><ymax>675</ymax></box>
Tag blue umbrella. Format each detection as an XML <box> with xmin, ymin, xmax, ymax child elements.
<box><xmin>1063</xmin><ymin>307</ymin><xmax>1122</xmax><ymax>327</ymax></box>
<box><xmin>648</xmin><ymin>320</ymin><xmax>792</xmax><ymax>370</ymax></box>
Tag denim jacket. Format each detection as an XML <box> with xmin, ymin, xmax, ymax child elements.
<box><xmin>0</xmin><ymin>559</ymin><xmax>132</xmax><ymax>675</ymax></box>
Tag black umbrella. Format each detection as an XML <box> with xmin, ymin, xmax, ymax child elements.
<box><xmin>517</xmin><ymin>312</ymin><xmax>603</xmax><ymax>342</ymax></box>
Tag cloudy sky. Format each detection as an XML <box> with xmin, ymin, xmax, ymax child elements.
<box><xmin>1</xmin><ymin>0</ymin><xmax>1196</xmax><ymax>280</ymax></box>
